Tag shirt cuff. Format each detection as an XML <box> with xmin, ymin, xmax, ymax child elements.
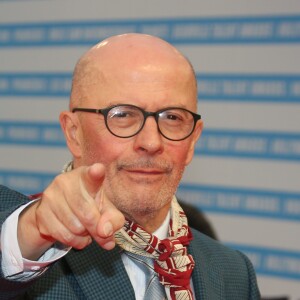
<box><xmin>1</xmin><ymin>200</ymin><xmax>71</xmax><ymax>279</ymax></box>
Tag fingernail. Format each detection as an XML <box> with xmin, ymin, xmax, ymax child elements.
<box><xmin>103</xmin><ymin>222</ymin><xmax>113</xmax><ymax>237</ymax></box>
<box><xmin>103</xmin><ymin>240</ymin><xmax>115</xmax><ymax>250</ymax></box>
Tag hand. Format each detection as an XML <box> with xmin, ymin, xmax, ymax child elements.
<box><xmin>18</xmin><ymin>163</ymin><xmax>125</xmax><ymax>260</ymax></box>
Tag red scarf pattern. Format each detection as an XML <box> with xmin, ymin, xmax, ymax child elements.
<box><xmin>115</xmin><ymin>198</ymin><xmax>195</xmax><ymax>300</ymax></box>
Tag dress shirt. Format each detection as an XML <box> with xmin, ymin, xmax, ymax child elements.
<box><xmin>121</xmin><ymin>211</ymin><xmax>171</xmax><ymax>300</ymax></box>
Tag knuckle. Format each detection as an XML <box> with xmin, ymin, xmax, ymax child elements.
<box><xmin>80</xmin><ymin>208</ymin><xmax>98</xmax><ymax>226</ymax></box>
<box><xmin>67</xmin><ymin>217</ymin><xmax>86</xmax><ymax>235</ymax></box>
<box><xmin>60</xmin><ymin>230</ymin><xmax>76</xmax><ymax>245</ymax></box>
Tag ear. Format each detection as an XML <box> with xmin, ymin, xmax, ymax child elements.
<box><xmin>185</xmin><ymin>119</ymin><xmax>203</xmax><ymax>166</ymax></box>
<box><xmin>59</xmin><ymin>111</ymin><xmax>82</xmax><ymax>158</ymax></box>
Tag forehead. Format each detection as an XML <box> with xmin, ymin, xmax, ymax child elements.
<box><xmin>82</xmin><ymin>61</ymin><xmax>197</xmax><ymax>111</ymax></box>
<box><xmin>71</xmin><ymin>35</ymin><xmax>198</xmax><ymax>111</ymax></box>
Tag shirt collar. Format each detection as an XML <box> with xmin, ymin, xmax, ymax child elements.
<box><xmin>152</xmin><ymin>210</ymin><xmax>170</xmax><ymax>240</ymax></box>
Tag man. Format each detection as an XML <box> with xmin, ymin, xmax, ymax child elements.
<box><xmin>0</xmin><ymin>33</ymin><xmax>260</xmax><ymax>299</ymax></box>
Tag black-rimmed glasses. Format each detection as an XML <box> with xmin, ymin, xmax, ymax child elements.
<box><xmin>72</xmin><ymin>104</ymin><xmax>201</xmax><ymax>141</ymax></box>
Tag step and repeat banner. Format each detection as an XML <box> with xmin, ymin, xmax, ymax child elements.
<box><xmin>0</xmin><ymin>0</ymin><xmax>299</xmax><ymax>298</ymax></box>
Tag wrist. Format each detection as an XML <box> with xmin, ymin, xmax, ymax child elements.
<box><xmin>17</xmin><ymin>201</ymin><xmax>53</xmax><ymax>260</ymax></box>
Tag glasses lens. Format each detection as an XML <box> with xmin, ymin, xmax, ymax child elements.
<box><xmin>106</xmin><ymin>105</ymin><xmax>143</xmax><ymax>137</ymax></box>
<box><xmin>158</xmin><ymin>108</ymin><xmax>195</xmax><ymax>140</ymax></box>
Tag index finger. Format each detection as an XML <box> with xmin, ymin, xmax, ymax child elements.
<box><xmin>80</xmin><ymin>163</ymin><xmax>106</xmax><ymax>198</ymax></box>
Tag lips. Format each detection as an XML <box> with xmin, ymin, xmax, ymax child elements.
<box><xmin>117</xmin><ymin>160</ymin><xmax>172</xmax><ymax>175</ymax></box>
<box><xmin>123</xmin><ymin>168</ymin><xmax>166</xmax><ymax>184</ymax></box>
<box><xmin>126</xmin><ymin>169</ymin><xmax>164</xmax><ymax>175</ymax></box>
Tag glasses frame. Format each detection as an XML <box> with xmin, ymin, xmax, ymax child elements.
<box><xmin>72</xmin><ymin>104</ymin><xmax>201</xmax><ymax>141</ymax></box>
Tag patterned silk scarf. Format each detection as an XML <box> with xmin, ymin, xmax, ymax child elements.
<box><xmin>115</xmin><ymin>198</ymin><xmax>195</xmax><ymax>300</ymax></box>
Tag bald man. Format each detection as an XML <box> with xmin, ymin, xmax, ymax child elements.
<box><xmin>0</xmin><ymin>34</ymin><xmax>260</xmax><ymax>299</ymax></box>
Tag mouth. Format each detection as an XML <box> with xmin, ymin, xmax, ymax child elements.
<box><xmin>124</xmin><ymin>168</ymin><xmax>167</xmax><ymax>182</ymax></box>
<box><xmin>116</xmin><ymin>160</ymin><xmax>172</xmax><ymax>182</ymax></box>
<box><xmin>125</xmin><ymin>169</ymin><xmax>165</xmax><ymax>175</ymax></box>
<box><xmin>118</xmin><ymin>162</ymin><xmax>171</xmax><ymax>183</ymax></box>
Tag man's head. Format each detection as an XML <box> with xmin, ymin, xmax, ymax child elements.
<box><xmin>60</xmin><ymin>33</ymin><xmax>203</xmax><ymax>231</ymax></box>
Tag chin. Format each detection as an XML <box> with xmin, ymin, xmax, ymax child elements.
<box><xmin>126</xmin><ymin>198</ymin><xmax>170</xmax><ymax>217</ymax></box>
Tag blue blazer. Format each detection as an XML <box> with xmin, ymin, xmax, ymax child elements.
<box><xmin>0</xmin><ymin>185</ymin><xmax>260</xmax><ymax>299</ymax></box>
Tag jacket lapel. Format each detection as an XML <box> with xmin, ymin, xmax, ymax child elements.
<box><xmin>65</xmin><ymin>242</ymin><xmax>135</xmax><ymax>299</ymax></box>
<box><xmin>189</xmin><ymin>229</ymin><xmax>225</xmax><ymax>300</ymax></box>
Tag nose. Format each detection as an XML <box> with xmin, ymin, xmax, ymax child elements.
<box><xmin>133</xmin><ymin>116</ymin><xmax>164</xmax><ymax>154</ymax></box>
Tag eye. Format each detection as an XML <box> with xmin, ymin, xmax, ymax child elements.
<box><xmin>160</xmin><ymin>110</ymin><xmax>185</xmax><ymax>123</ymax></box>
<box><xmin>110</xmin><ymin>111</ymin><xmax>130</xmax><ymax>118</ymax></box>
<box><xmin>166</xmin><ymin>113</ymin><xmax>183</xmax><ymax>121</ymax></box>
<box><xmin>107</xmin><ymin>106</ymin><xmax>143</xmax><ymax>131</ymax></box>
<box><xmin>109</xmin><ymin>107</ymin><xmax>139</xmax><ymax>119</ymax></box>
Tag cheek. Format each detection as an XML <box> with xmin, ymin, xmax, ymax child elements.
<box><xmin>82</xmin><ymin>131</ymin><xmax>127</xmax><ymax>167</ymax></box>
<box><xmin>166</xmin><ymin>142</ymin><xmax>192</xmax><ymax>168</ymax></box>
<box><xmin>78</xmin><ymin>118</ymin><xmax>113</xmax><ymax>164</ymax></box>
